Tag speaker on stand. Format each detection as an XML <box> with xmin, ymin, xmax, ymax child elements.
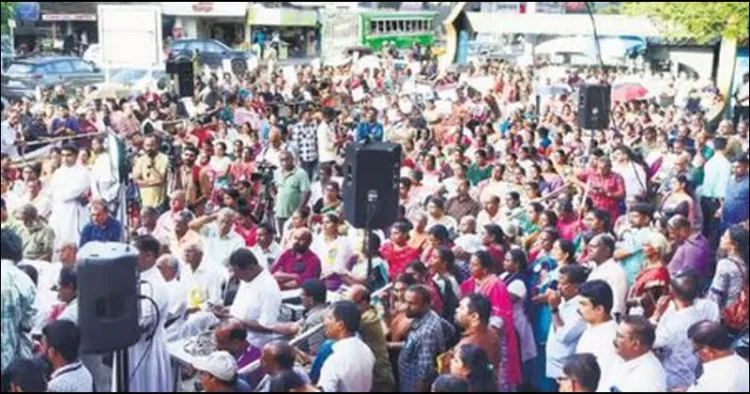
<box><xmin>77</xmin><ymin>242</ymin><xmax>140</xmax><ymax>392</ymax></box>
<box><xmin>343</xmin><ymin>142</ymin><xmax>402</xmax><ymax>288</ymax></box>
<box><xmin>166</xmin><ymin>56</ymin><xmax>194</xmax><ymax>98</ymax></box>
<box><xmin>577</xmin><ymin>84</ymin><xmax>611</xmax><ymax>131</ymax></box>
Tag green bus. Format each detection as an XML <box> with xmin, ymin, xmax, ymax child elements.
<box><xmin>360</xmin><ymin>11</ymin><xmax>439</xmax><ymax>50</ymax></box>
<box><xmin>321</xmin><ymin>10</ymin><xmax>439</xmax><ymax>59</ymax></box>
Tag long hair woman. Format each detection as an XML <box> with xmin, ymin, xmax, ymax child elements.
<box><xmin>450</xmin><ymin>344</ymin><xmax>498</xmax><ymax>392</ymax></box>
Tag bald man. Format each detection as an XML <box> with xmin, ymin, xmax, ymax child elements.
<box><xmin>154</xmin><ymin>190</ymin><xmax>188</xmax><ymax>238</ymax></box>
<box><xmin>271</xmin><ymin>229</ymin><xmax>321</xmax><ymax>290</ymax></box>
<box><xmin>258</xmin><ymin>341</ymin><xmax>311</xmax><ymax>392</ymax></box>
<box><xmin>215</xmin><ymin>321</ymin><xmax>262</xmax><ymax>373</ymax></box>
<box><xmin>347</xmin><ymin>285</ymin><xmax>395</xmax><ymax>391</ymax></box>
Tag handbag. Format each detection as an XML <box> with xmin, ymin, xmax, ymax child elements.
<box><xmin>723</xmin><ymin>257</ymin><xmax>750</xmax><ymax>332</ymax></box>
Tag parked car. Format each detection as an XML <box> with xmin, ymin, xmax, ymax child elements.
<box><xmin>1</xmin><ymin>56</ymin><xmax>105</xmax><ymax>101</ymax></box>
<box><xmin>89</xmin><ymin>67</ymin><xmax>169</xmax><ymax>100</ymax></box>
<box><xmin>167</xmin><ymin>39</ymin><xmax>255</xmax><ymax>75</ymax></box>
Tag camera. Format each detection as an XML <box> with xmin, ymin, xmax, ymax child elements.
<box><xmin>160</xmin><ymin>135</ymin><xmax>181</xmax><ymax>171</ymax></box>
<box><xmin>251</xmin><ymin>162</ymin><xmax>277</xmax><ymax>185</ymax></box>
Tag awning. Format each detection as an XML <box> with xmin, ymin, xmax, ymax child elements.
<box><xmin>160</xmin><ymin>2</ymin><xmax>248</xmax><ymax>18</ymax></box>
<box><xmin>465</xmin><ymin>12</ymin><xmax>663</xmax><ymax>37</ymax></box>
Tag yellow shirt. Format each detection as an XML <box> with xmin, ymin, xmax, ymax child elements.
<box><xmin>133</xmin><ymin>153</ymin><xmax>169</xmax><ymax>209</ymax></box>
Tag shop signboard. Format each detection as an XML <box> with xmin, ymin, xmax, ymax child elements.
<box><xmin>161</xmin><ymin>2</ymin><xmax>248</xmax><ymax>17</ymax></box>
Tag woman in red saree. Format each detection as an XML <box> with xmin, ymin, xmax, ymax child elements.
<box><xmin>626</xmin><ymin>233</ymin><xmax>671</xmax><ymax>318</ymax></box>
<box><xmin>379</xmin><ymin>221</ymin><xmax>421</xmax><ymax>280</ymax></box>
<box><xmin>460</xmin><ymin>250</ymin><xmax>522</xmax><ymax>391</ymax></box>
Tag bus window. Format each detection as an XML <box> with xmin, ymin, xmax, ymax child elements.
<box><xmin>385</xmin><ymin>21</ymin><xmax>393</xmax><ymax>33</ymax></box>
<box><xmin>370</xmin><ymin>21</ymin><xmax>377</xmax><ymax>34</ymax></box>
<box><xmin>405</xmin><ymin>20</ymin><xmax>412</xmax><ymax>32</ymax></box>
<box><xmin>377</xmin><ymin>21</ymin><xmax>384</xmax><ymax>35</ymax></box>
<box><xmin>426</xmin><ymin>20</ymin><xmax>432</xmax><ymax>32</ymax></box>
<box><xmin>416</xmin><ymin>20</ymin><xmax>423</xmax><ymax>32</ymax></box>
<box><xmin>398</xmin><ymin>20</ymin><xmax>405</xmax><ymax>32</ymax></box>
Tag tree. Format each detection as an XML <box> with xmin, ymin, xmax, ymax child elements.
<box><xmin>1</xmin><ymin>2</ymin><xmax>15</xmax><ymax>33</ymax></box>
<box><xmin>622</xmin><ymin>2</ymin><xmax>749</xmax><ymax>44</ymax></box>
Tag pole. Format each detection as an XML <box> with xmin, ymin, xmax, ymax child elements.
<box><xmin>114</xmin><ymin>348</ymin><xmax>129</xmax><ymax>392</ymax></box>
<box><xmin>365</xmin><ymin>189</ymin><xmax>378</xmax><ymax>289</ymax></box>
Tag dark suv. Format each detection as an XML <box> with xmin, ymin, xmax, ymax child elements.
<box><xmin>167</xmin><ymin>39</ymin><xmax>255</xmax><ymax>75</ymax></box>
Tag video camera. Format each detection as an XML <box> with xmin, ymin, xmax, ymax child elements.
<box><xmin>251</xmin><ymin>162</ymin><xmax>277</xmax><ymax>185</ymax></box>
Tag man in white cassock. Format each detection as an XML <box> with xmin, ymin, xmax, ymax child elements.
<box><xmin>90</xmin><ymin>133</ymin><xmax>124</xmax><ymax>215</ymax></box>
<box><xmin>48</xmin><ymin>144</ymin><xmax>91</xmax><ymax>246</ymax></box>
<box><xmin>128</xmin><ymin>235</ymin><xmax>174</xmax><ymax>392</ymax></box>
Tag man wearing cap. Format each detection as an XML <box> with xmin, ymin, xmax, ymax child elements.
<box><xmin>193</xmin><ymin>351</ymin><xmax>244</xmax><ymax>393</ymax></box>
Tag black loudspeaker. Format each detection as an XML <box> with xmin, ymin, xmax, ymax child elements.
<box><xmin>166</xmin><ymin>58</ymin><xmax>194</xmax><ymax>98</ymax></box>
<box><xmin>77</xmin><ymin>242</ymin><xmax>140</xmax><ymax>354</ymax></box>
<box><xmin>578</xmin><ymin>84</ymin><xmax>611</xmax><ymax>130</ymax></box>
<box><xmin>343</xmin><ymin>142</ymin><xmax>402</xmax><ymax>229</ymax></box>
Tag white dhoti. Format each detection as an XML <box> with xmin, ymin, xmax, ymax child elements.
<box><xmin>127</xmin><ymin>266</ymin><xmax>174</xmax><ymax>392</ymax></box>
<box><xmin>48</xmin><ymin>164</ymin><xmax>91</xmax><ymax>246</ymax></box>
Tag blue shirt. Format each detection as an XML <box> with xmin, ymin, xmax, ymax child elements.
<box><xmin>545</xmin><ymin>295</ymin><xmax>586</xmax><ymax>379</ymax></box>
<box><xmin>79</xmin><ymin>217</ymin><xmax>123</xmax><ymax>247</ymax></box>
<box><xmin>51</xmin><ymin>117</ymin><xmax>81</xmax><ymax>134</ymax></box>
<box><xmin>356</xmin><ymin>122</ymin><xmax>384</xmax><ymax>143</ymax></box>
<box><xmin>722</xmin><ymin>175</ymin><xmax>749</xmax><ymax>229</ymax></box>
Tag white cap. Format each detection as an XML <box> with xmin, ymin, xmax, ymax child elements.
<box><xmin>192</xmin><ymin>351</ymin><xmax>238</xmax><ymax>382</ymax></box>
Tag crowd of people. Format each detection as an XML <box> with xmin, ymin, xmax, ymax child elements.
<box><xmin>1</xmin><ymin>38</ymin><xmax>749</xmax><ymax>393</ymax></box>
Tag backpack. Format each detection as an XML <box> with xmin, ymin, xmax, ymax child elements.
<box><xmin>723</xmin><ymin>258</ymin><xmax>750</xmax><ymax>332</ymax></box>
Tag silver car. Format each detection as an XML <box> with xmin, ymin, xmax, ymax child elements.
<box><xmin>2</xmin><ymin>56</ymin><xmax>105</xmax><ymax>100</ymax></box>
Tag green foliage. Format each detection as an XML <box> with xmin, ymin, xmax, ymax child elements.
<box><xmin>1</xmin><ymin>2</ymin><xmax>15</xmax><ymax>32</ymax></box>
<box><xmin>623</xmin><ymin>2</ymin><xmax>749</xmax><ymax>43</ymax></box>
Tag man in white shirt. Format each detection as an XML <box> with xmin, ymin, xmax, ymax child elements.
<box><xmin>651</xmin><ymin>270</ymin><xmax>720</xmax><ymax>390</ymax></box>
<box><xmin>181</xmin><ymin>242</ymin><xmax>225</xmax><ymax>311</ymax></box>
<box><xmin>216</xmin><ymin>248</ymin><xmax>282</xmax><ymax>349</ymax></box>
<box><xmin>476</xmin><ymin>195</ymin><xmax>503</xmax><ymax>229</ymax></box>
<box><xmin>189</xmin><ymin>208</ymin><xmax>245</xmax><ymax>273</ymax></box>
<box><xmin>576</xmin><ymin>280</ymin><xmax>621</xmax><ymax>393</ymax></box>
<box><xmin>319</xmin><ymin>300</ymin><xmax>375</xmax><ymax>393</ymax></box>
<box><xmin>606</xmin><ymin>315</ymin><xmax>667</xmax><ymax>392</ymax></box>
<box><xmin>0</xmin><ymin>111</ymin><xmax>20</xmax><ymax>158</ymax></box>
<box><xmin>687</xmin><ymin>320</ymin><xmax>749</xmax><ymax>392</ymax></box>
<box><xmin>316</xmin><ymin>111</ymin><xmax>337</xmax><ymax>168</ymax></box>
<box><xmin>250</xmin><ymin>223</ymin><xmax>281</xmax><ymax>271</ymax></box>
<box><xmin>586</xmin><ymin>234</ymin><xmax>628</xmax><ymax>319</ymax></box>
